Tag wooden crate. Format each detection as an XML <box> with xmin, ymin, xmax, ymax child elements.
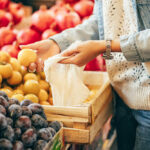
<box><xmin>43</xmin><ymin>72</ymin><xmax>113</xmax><ymax>144</ymax></box>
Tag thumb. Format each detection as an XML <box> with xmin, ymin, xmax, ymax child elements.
<box><xmin>19</xmin><ymin>42</ymin><xmax>38</xmax><ymax>50</ymax></box>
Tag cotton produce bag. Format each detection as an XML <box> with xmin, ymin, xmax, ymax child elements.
<box><xmin>44</xmin><ymin>54</ymin><xmax>90</xmax><ymax>106</ymax></box>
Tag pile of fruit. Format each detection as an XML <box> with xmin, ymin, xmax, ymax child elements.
<box><xmin>0</xmin><ymin>0</ymin><xmax>94</xmax><ymax>56</ymax></box>
<box><xmin>0</xmin><ymin>0</ymin><xmax>105</xmax><ymax>71</ymax></box>
<box><xmin>0</xmin><ymin>49</ymin><xmax>53</xmax><ymax>105</ymax></box>
<box><xmin>0</xmin><ymin>91</ymin><xmax>61</xmax><ymax>150</ymax></box>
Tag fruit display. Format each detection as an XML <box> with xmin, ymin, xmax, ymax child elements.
<box><xmin>0</xmin><ymin>91</ymin><xmax>62</xmax><ymax>150</ymax></box>
<box><xmin>0</xmin><ymin>50</ymin><xmax>52</xmax><ymax>105</ymax></box>
<box><xmin>0</xmin><ymin>0</ymin><xmax>107</xmax><ymax>71</ymax></box>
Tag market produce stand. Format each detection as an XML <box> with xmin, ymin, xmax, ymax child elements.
<box><xmin>43</xmin><ymin>72</ymin><xmax>113</xmax><ymax>144</ymax></box>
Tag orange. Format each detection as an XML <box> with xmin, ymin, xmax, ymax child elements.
<box><xmin>0</xmin><ymin>64</ymin><xmax>13</xmax><ymax>79</ymax></box>
<box><xmin>1</xmin><ymin>88</ymin><xmax>13</xmax><ymax>97</ymax></box>
<box><xmin>23</xmin><ymin>80</ymin><xmax>40</xmax><ymax>95</ymax></box>
<box><xmin>10</xmin><ymin>58</ymin><xmax>21</xmax><ymax>71</ymax></box>
<box><xmin>12</xmin><ymin>94</ymin><xmax>24</xmax><ymax>102</ymax></box>
<box><xmin>16</xmin><ymin>84</ymin><xmax>24</xmax><ymax>91</ymax></box>
<box><xmin>40</xmin><ymin>101</ymin><xmax>50</xmax><ymax>105</ymax></box>
<box><xmin>0</xmin><ymin>74</ymin><xmax>2</xmax><ymax>84</ymax></box>
<box><xmin>0</xmin><ymin>51</ymin><xmax>10</xmax><ymax>63</ymax></box>
<box><xmin>13</xmin><ymin>89</ymin><xmax>24</xmax><ymax>95</ymax></box>
<box><xmin>23</xmin><ymin>73</ymin><xmax>38</xmax><ymax>82</ymax></box>
<box><xmin>48</xmin><ymin>96</ymin><xmax>53</xmax><ymax>105</ymax></box>
<box><xmin>3</xmin><ymin>85</ymin><xmax>12</xmax><ymax>91</ymax></box>
<box><xmin>18</xmin><ymin>49</ymin><xmax>37</xmax><ymax>67</ymax></box>
<box><xmin>7</xmin><ymin>71</ymin><xmax>22</xmax><ymax>85</ymax></box>
<box><xmin>39</xmin><ymin>72</ymin><xmax>45</xmax><ymax>80</ymax></box>
<box><xmin>38</xmin><ymin>89</ymin><xmax>48</xmax><ymax>102</ymax></box>
<box><xmin>24</xmin><ymin>94</ymin><xmax>39</xmax><ymax>103</ymax></box>
<box><xmin>39</xmin><ymin>80</ymin><xmax>49</xmax><ymax>91</ymax></box>
<box><xmin>20</xmin><ymin>66</ymin><xmax>27</xmax><ymax>76</ymax></box>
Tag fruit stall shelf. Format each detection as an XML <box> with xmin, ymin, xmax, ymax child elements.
<box><xmin>43</xmin><ymin>72</ymin><xmax>113</xmax><ymax>144</ymax></box>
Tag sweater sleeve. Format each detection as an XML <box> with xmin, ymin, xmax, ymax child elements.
<box><xmin>50</xmin><ymin>2</ymin><xmax>99</xmax><ymax>51</ymax></box>
<box><xmin>120</xmin><ymin>29</ymin><xmax>150</xmax><ymax>62</ymax></box>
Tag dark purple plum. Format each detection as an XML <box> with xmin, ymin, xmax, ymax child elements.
<box><xmin>28</xmin><ymin>103</ymin><xmax>44</xmax><ymax>115</ymax></box>
<box><xmin>0</xmin><ymin>91</ymin><xmax>9</xmax><ymax>101</ymax></box>
<box><xmin>47</xmin><ymin>127</ymin><xmax>56</xmax><ymax>137</ymax></box>
<box><xmin>0</xmin><ymin>113</ymin><xmax>7</xmax><ymax>130</ymax></box>
<box><xmin>13</xmin><ymin>141</ymin><xmax>24</xmax><ymax>150</ymax></box>
<box><xmin>0</xmin><ymin>125</ymin><xmax>14</xmax><ymax>142</ymax></box>
<box><xmin>21</xmin><ymin>128</ymin><xmax>37</xmax><ymax>147</ymax></box>
<box><xmin>48</xmin><ymin>121</ymin><xmax>61</xmax><ymax>132</ymax></box>
<box><xmin>0</xmin><ymin>105</ymin><xmax>6</xmax><ymax>116</ymax></box>
<box><xmin>40</xmin><ymin>112</ymin><xmax>47</xmax><ymax>120</ymax></box>
<box><xmin>8</xmin><ymin>98</ymin><xmax>20</xmax><ymax>105</ymax></box>
<box><xmin>37</xmin><ymin>128</ymin><xmax>52</xmax><ymax>141</ymax></box>
<box><xmin>14</xmin><ymin>128</ymin><xmax>22</xmax><ymax>140</ymax></box>
<box><xmin>20</xmin><ymin>99</ymin><xmax>33</xmax><ymax>107</ymax></box>
<box><xmin>33</xmin><ymin>140</ymin><xmax>47</xmax><ymax>150</ymax></box>
<box><xmin>22</xmin><ymin>106</ymin><xmax>32</xmax><ymax>117</ymax></box>
<box><xmin>0</xmin><ymin>96</ymin><xmax>9</xmax><ymax>108</ymax></box>
<box><xmin>6</xmin><ymin>117</ymin><xmax>13</xmax><ymax>126</ymax></box>
<box><xmin>0</xmin><ymin>138</ymin><xmax>13</xmax><ymax>150</ymax></box>
<box><xmin>8</xmin><ymin>104</ymin><xmax>22</xmax><ymax>119</ymax></box>
<box><xmin>15</xmin><ymin>116</ymin><xmax>31</xmax><ymax>132</ymax></box>
<box><xmin>31</xmin><ymin>114</ymin><xmax>48</xmax><ymax>129</ymax></box>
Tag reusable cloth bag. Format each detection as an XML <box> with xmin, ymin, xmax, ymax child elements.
<box><xmin>44</xmin><ymin>54</ymin><xmax>90</xmax><ymax>106</ymax></box>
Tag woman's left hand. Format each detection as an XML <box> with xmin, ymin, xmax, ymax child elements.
<box><xmin>60</xmin><ymin>40</ymin><xmax>106</xmax><ymax>67</ymax></box>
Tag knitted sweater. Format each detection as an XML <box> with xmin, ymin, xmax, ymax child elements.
<box><xmin>103</xmin><ymin>0</ymin><xmax>150</xmax><ymax>110</ymax></box>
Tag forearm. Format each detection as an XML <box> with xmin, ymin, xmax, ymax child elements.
<box><xmin>89</xmin><ymin>39</ymin><xmax>121</xmax><ymax>54</ymax></box>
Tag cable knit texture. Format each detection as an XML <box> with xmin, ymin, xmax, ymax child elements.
<box><xmin>103</xmin><ymin>0</ymin><xmax>150</xmax><ymax>110</ymax></box>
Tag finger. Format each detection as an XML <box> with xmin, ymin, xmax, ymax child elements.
<box><xmin>61</xmin><ymin>49</ymin><xmax>78</xmax><ymax>57</ymax></box>
<box><xmin>36</xmin><ymin>58</ymin><xmax>44</xmax><ymax>72</ymax></box>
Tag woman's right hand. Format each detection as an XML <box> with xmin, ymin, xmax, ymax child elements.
<box><xmin>20</xmin><ymin>39</ymin><xmax>60</xmax><ymax>72</ymax></box>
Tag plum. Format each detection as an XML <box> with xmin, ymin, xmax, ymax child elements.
<box><xmin>14</xmin><ymin>128</ymin><xmax>22</xmax><ymax>140</ymax></box>
<box><xmin>13</xmin><ymin>141</ymin><xmax>24</xmax><ymax>150</ymax></box>
<box><xmin>0</xmin><ymin>91</ymin><xmax>9</xmax><ymax>101</ymax></box>
<box><xmin>22</xmin><ymin>106</ymin><xmax>32</xmax><ymax>117</ymax></box>
<box><xmin>31</xmin><ymin>114</ymin><xmax>48</xmax><ymax>129</ymax></box>
<box><xmin>47</xmin><ymin>127</ymin><xmax>56</xmax><ymax>137</ymax></box>
<box><xmin>25</xmin><ymin>148</ymin><xmax>32</xmax><ymax>150</ymax></box>
<box><xmin>48</xmin><ymin>121</ymin><xmax>61</xmax><ymax>132</ymax></box>
<box><xmin>0</xmin><ymin>96</ymin><xmax>9</xmax><ymax>108</ymax></box>
<box><xmin>41</xmin><ymin>112</ymin><xmax>47</xmax><ymax>120</ymax></box>
<box><xmin>37</xmin><ymin>128</ymin><xmax>52</xmax><ymax>141</ymax></box>
<box><xmin>15</xmin><ymin>116</ymin><xmax>31</xmax><ymax>132</ymax></box>
<box><xmin>33</xmin><ymin>140</ymin><xmax>47</xmax><ymax>150</ymax></box>
<box><xmin>20</xmin><ymin>99</ymin><xmax>33</xmax><ymax>107</ymax></box>
<box><xmin>0</xmin><ymin>113</ymin><xmax>7</xmax><ymax>130</ymax></box>
<box><xmin>6</xmin><ymin>117</ymin><xmax>13</xmax><ymax>126</ymax></box>
<box><xmin>21</xmin><ymin>128</ymin><xmax>37</xmax><ymax>147</ymax></box>
<box><xmin>8</xmin><ymin>104</ymin><xmax>22</xmax><ymax>119</ymax></box>
<box><xmin>8</xmin><ymin>98</ymin><xmax>20</xmax><ymax>105</ymax></box>
<box><xmin>0</xmin><ymin>105</ymin><xmax>6</xmax><ymax>116</ymax></box>
<box><xmin>28</xmin><ymin>103</ymin><xmax>44</xmax><ymax>115</ymax></box>
<box><xmin>1</xmin><ymin>125</ymin><xmax>14</xmax><ymax>142</ymax></box>
<box><xmin>0</xmin><ymin>138</ymin><xmax>13</xmax><ymax>150</ymax></box>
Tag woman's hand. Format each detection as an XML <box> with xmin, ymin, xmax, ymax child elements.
<box><xmin>60</xmin><ymin>40</ymin><xmax>106</xmax><ymax>66</ymax></box>
<box><xmin>20</xmin><ymin>39</ymin><xmax>60</xmax><ymax>60</ymax></box>
<box><xmin>20</xmin><ymin>39</ymin><xmax>61</xmax><ymax>72</ymax></box>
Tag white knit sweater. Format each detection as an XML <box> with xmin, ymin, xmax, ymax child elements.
<box><xmin>103</xmin><ymin>0</ymin><xmax>150</xmax><ymax>110</ymax></box>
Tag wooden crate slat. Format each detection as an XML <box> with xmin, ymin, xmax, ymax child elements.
<box><xmin>63</xmin><ymin>128</ymin><xmax>90</xmax><ymax>144</ymax></box>
<box><xmin>89</xmin><ymin>100</ymin><xmax>113</xmax><ymax>143</ymax></box>
<box><xmin>43</xmin><ymin>105</ymin><xmax>91</xmax><ymax>118</ymax></box>
<box><xmin>46</xmin><ymin>113</ymin><xmax>91</xmax><ymax>123</ymax></box>
<box><xmin>91</xmin><ymin>82</ymin><xmax>112</xmax><ymax>122</ymax></box>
